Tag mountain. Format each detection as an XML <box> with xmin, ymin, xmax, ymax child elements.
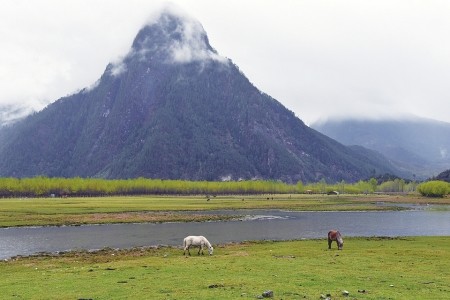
<box><xmin>0</xmin><ymin>7</ymin><xmax>402</xmax><ymax>183</ymax></box>
<box><xmin>312</xmin><ymin>117</ymin><xmax>450</xmax><ymax>179</ymax></box>
<box><xmin>434</xmin><ymin>169</ymin><xmax>450</xmax><ymax>182</ymax></box>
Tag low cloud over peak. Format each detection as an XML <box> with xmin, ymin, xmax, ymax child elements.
<box><xmin>133</xmin><ymin>4</ymin><xmax>228</xmax><ymax>64</ymax></box>
<box><xmin>103</xmin><ymin>4</ymin><xmax>229</xmax><ymax>80</ymax></box>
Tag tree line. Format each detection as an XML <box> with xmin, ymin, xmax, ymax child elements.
<box><xmin>0</xmin><ymin>176</ymin><xmax>447</xmax><ymax>198</ymax></box>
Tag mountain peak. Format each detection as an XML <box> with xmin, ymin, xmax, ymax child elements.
<box><xmin>130</xmin><ymin>6</ymin><xmax>226</xmax><ymax>65</ymax></box>
<box><xmin>104</xmin><ymin>5</ymin><xmax>228</xmax><ymax>78</ymax></box>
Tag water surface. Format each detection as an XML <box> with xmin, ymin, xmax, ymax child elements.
<box><xmin>1</xmin><ymin>209</ymin><xmax>449</xmax><ymax>260</ymax></box>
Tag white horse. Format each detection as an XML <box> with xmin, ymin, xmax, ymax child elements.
<box><xmin>183</xmin><ymin>235</ymin><xmax>214</xmax><ymax>256</ymax></box>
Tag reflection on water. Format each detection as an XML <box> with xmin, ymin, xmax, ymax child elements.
<box><xmin>240</xmin><ymin>214</ymin><xmax>292</xmax><ymax>221</ymax></box>
<box><xmin>1</xmin><ymin>209</ymin><xmax>449</xmax><ymax>260</ymax></box>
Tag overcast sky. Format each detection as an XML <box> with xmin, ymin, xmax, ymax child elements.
<box><xmin>2</xmin><ymin>0</ymin><xmax>450</xmax><ymax>125</ymax></box>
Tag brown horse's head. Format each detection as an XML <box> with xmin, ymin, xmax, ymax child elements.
<box><xmin>336</xmin><ymin>231</ymin><xmax>344</xmax><ymax>250</ymax></box>
<box><xmin>337</xmin><ymin>237</ymin><xmax>344</xmax><ymax>250</ymax></box>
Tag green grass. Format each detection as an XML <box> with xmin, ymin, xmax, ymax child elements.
<box><xmin>1</xmin><ymin>194</ymin><xmax>448</xmax><ymax>227</ymax></box>
<box><xmin>1</xmin><ymin>237</ymin><xmax>449</xmax><ymax>299</ymax></box>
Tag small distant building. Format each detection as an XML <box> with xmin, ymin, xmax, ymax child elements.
<box><xmin>327</xmin><ymin>190</ymin><xmax>339</xmax><ymax>195</ymax></box>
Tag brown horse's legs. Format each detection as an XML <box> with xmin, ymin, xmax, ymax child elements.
<box><xmin>328</xmin><ymin>238</ymin><xmax>332</xmax><ymax>249</ymax></box>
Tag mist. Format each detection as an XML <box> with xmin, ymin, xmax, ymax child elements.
<box><xmin>1</xmin><ymin>0</ymin><xmax>450</xmax><ymax>125</ymax></box>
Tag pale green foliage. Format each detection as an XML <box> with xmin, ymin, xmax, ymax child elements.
<box><xmin>296</xmin><ymin>180</ymin><xmax>304</xmax><ymax>193</ymax></box>
<box><xmin>0</xmin><ymin>176</ymin><xmax>424</xmax><ymax>197</ymax></box>
<box><xmin>417</xmin><ymin>180</ymin><xmax>449</xmax><ymax>197</ymax></box>
<box><xmin>0</xmin><ymin>177</ymin><xmax>299</xmax><ymax>197</ymax></box>
<box><xmin>377</xmin><ymin>178</ymin><xmax>407</xmax><ymax>193</ymax></box>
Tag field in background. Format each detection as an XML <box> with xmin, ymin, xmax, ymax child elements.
<box><xmin>1</xmin><ymin>194</ymin><xmax>449</xmax><ymax>227</ymax></box>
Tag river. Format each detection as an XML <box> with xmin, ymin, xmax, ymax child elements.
<box><xmin>1</xmin><ymin>208</ymin><xmax>449</xmax><ymax>260</ymax></box>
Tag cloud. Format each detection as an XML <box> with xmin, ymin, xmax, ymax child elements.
<box><xmin>166</xmin><ymin>14</ymin><xmax>227</xmax><ymax>64</ymax></box>
<box><xmin>109</xmin><ymin>60</ymin><xmax>128</xmax><ymax>77</ymax></box>
<box><xmin>139</xmin><ymin>3</ymin><xmax>229</xmax><ymax>64</ymax></box>
<box><xmin>1</xmin><ymin>0</ymin><xmax>450</xmax><ymax>126</ymax></box>
<box><xmin>0</xmin><ymin>0</ymin><xmax>161</xmax><ymax>112</ymax></box>
<box><xmin>0</xmin><ymin>102</ymin><xmax>41</xmax><ymax>126</ymax></box>
<box><xmin>99</xmin><ymin>3</ymin><xmax>229</xmax><ymax>82</ymax></box>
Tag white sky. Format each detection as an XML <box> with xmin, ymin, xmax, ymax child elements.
<box><xmin>2</xmin><ymin>0</ymin><xmax>450</xmax><ymax>125</ymax></box>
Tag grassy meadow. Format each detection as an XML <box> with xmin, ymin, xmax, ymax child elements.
<box><xmin>1</xmin><ymin>193</ymin><xmax>449</xmax><ymax>227</ymax></box>
<box><xmin>1</xmin><ymin>237</ymin><xmax>449</xmax><ymax>299</ymax></box>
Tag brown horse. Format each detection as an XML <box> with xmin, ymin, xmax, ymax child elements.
<box><xmin>328</xmin><ymin>230</ymin><xmax>344</xmax><ymax>250</ymax></box>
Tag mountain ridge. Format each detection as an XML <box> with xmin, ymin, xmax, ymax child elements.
<box><xmin>312</xmin><ymin>116</ymin><xmax>450</xmax><ymax>179</ymax></box>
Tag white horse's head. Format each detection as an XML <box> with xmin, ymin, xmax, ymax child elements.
<box><xmin>208</xmin><ymin>245</ymin><xmax>214</xmax><ymax>255</ymax></box>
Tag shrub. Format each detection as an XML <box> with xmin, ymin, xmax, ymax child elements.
<box><xmin>417</xmin><ymin>180</ymin><xmax>449</xmax><ymax>197</ymax></box>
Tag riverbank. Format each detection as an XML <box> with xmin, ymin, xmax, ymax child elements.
<box><xmin>1</xmin><ymin>236</ymin><xmax>449</xmax><ymax>299</ymax></box>
<box><xmin>1</xmin><ymin>194</ymin><xmax>449</xmax><ymax>227</ymax></box>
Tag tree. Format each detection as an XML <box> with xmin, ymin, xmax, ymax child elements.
<box><xmin>417</xmin><ymin>181</ymin><xmax>449</xmax><ymax>197</ymax></box>
<box><xmin>369</xmin><ymin>178</ymin><xmax>377</xmax><ymax>193</ymax></box>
